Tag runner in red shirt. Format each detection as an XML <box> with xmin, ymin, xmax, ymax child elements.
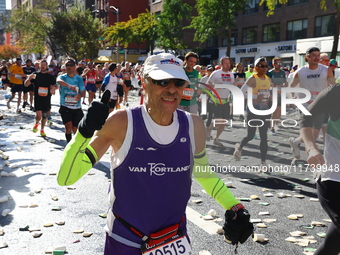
<box><xmin>82</xmin><ymin>62</ymin><xmax>100</xmax><ymax>104</ymax></box>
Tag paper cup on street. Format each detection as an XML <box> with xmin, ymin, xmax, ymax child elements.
<box><xmin>207</xmin><ymin>209</ymin><xmax>216</xmax><ymax>217</ymax></box>
<box><xmin>0</xmin><ymin>196</ymin><xmax>8</xmax><ymax>203</ymax></box>
<box><xmin>253</xmin><ymin>233</ymin><xmax>266</xmax><ymax>242</ymax></box>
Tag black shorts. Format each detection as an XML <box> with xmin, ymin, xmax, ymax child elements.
<box><xmin>108</xmin><ymin>99</ymin><xmax>117</xmax><ymax>109</ymax></box>
<box><xmin>23</xmin><ymin>84</ymin><xmax>34</xmax><ymax>93</ymax></box>
<box><xmin>213</xmin><ymin>103</ymin><xmax>230</xmax><ymax>119</ymax></box>
<box><xmin>96</xmin><ymin>80</ymin><xmax>102</xmax><ymax>85</ymax></box>
<box><xmin>124</xmin><ymin>80</ymin><xmax>132</xmax><ymax>88</ymax></box>
<box><xmin>59</xmin><ymin>105</ymin><xmax>84</xmax><ymax>126</ymax></box>
<box><xmin>2</xmin><ymin>79</ymin><xmax>9</xmax><ymax>85</ymax></box>
<box><xmin>11</xmin><ymin>83</ymin><xmax>23</xmax><ymax>93</ymax></box>
<box><xmin>117</xmin><ymin>84</ymin><xmax>123</xmax><ymax>97</ymax></box>
<box><xmin>34</xmin><ymin>99</ymin><xmax>51</xmax><ymax>112</ymax></box>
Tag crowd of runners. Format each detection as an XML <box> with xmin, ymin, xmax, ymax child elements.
<box><xmin>1</xmin><ymin>48</ymin><xmax>340</xmax><ymax>254</ymax></box>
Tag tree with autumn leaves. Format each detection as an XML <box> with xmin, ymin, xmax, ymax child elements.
<box><xmin>0</xmin><ymin>45</ymin><xmax>21</xmax><ymax>60</ymax></box>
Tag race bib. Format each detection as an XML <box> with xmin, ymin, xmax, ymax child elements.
<box><xmin>88</xmin><ymin>78</ymin><xmax>95</xmax><ymax>83</ymax></box>
<box><xmin>1</xmin><ymin>75</ymin><xmax>6</xmax><ymax>79</ymax></box>
<box><xmin>307</xmin><ymin>91</ymin><xmax>319</xmax><ymax>104</ymax></box>
<box><xmin>275</xmin><ymin>85</ymin><xmax>282</xmax><ymax>93</ymax></box>
<box><xmin>236</xmin><ymin>78</ymin><xmax>245</xmax><ymax>86</ymax></box>
<box><xmin>15</xmin><ymin>74</ymin><xmax>22</xmax><ymax>79</ymax></box>
<box><xmin>142</xmin><ymin>235</ymin><xmax>191</xmax><ymax>255</ymax></box>
<box><xmin>112</xmin><ymin>91</ymin><xmax>118</xmax><ymax>100</ymax></box>
<box><xmin>182</xmin><ymin>88</ymin><xmax>194</xmax><ymax>100</ymax></box>
<box><xmin>38</xmin><ymin>87</ymin><xmax>48</xmax><ymax>97</ymax></box>
<box><xmin>258</xmin><ymin>89</ymin><xmax>270</xmax><ymax>101</ymax></box>
<box><xmin>65</xmin><ymin>95</ymin><xmax>77</xmax><ymax>106</ymax></box>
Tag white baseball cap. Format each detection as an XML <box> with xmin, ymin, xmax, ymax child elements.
<box><xmin>143</xmin><ymin>53</ymin><xmax>189</xmax><ymax>82</ymax></box>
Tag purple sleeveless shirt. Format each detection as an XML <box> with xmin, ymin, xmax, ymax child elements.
<box><xmin>111</xmin><ymin>106</ymin><xmax>193</xmax><ymax>246</ymax></box>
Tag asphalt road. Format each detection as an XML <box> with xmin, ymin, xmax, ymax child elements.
<box><xmin>0</xmin><ymin>90</ymin><xmax>328</xmax><ymax>255</ymax></box>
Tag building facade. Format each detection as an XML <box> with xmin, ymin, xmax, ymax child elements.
<box><xmin>225</xmin><ymin>0</ymin><xmax>339</xmax><ymax>68</ymax></box>
<box><xmin>149</xmin><ymin>0</ymin><xmax>339</xmax><ymax>68</ymax></box>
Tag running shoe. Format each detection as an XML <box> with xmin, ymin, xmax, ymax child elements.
<box><xmin>33</xmin><ymin>124</ymin><xmax>39</xmax><ymax>133</ymax></box>
<box><xmin>82</xmin><ymin>101</ymin><xmax>86</xmax><ymax>105</ymax></box>
<box><xmin>259</xmin><ymin>162</ymin><xmax>271</xmax><ymax>173</ymax></box>
<box><xmin>126</xmin><ymin>103</ymin><xmax>129</xmax><ymax>107</ymax></box>
<box><xmin>40</xmin><ymin>130</ymin><xmax>46</xmax><ymax>137</ymax></box>
<box><xmin>17</xmin><ymin>109</ymin><xmax>21</xmax><ymax>113</ymax></box>
<box><xmin>30</xmin><ymin>106</ymin><xmax>34</xmax><ymax>111</ymax></box>
<box><xmin>213</xmin><ymin>138</ymin><xmax>224</xmax><ymax>147</ymax></box>
<box><xmin>289</xmin><ymin>137</ymin><xmax>301</xmax><ymax>159</ymax></box>
<box><xmin>6</xmin><ymin>101</ymin><xmax>10</xmax><ymax>109</ymax></box>
<box><xmin>233</xmin><ymin>143</ymin><xmax>242</xmax><ymax>161</ymax></box>
<box><xmin>269</xmin><ymin>129</ymin><xmax>276</xmax><ymax>136</ymax></box>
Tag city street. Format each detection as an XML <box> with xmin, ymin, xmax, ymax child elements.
<box><xmin>0</xmin><ymin>90</ymin><xmax>328</xmax><ymax>255</ymax></box>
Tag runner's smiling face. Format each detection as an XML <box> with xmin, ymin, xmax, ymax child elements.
<box><xmin>144</xmin><ymin>77</ymin><xmax>185</xmax><ymax>116</ymax></box>
<box><xmin>186</xmin><ymin>57</ymin><xmax>197</xmax><ymax>71</ymax></box>
<box><xmin>307</xmin><ymin>51</ymin><xmax>321</xmax><ymax>66</ymax></box>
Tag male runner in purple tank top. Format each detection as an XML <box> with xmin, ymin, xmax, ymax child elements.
<box><xmin>58</xmin><ymin>53</ymin><xmax>253</xmax><ymax>254</ymax></box>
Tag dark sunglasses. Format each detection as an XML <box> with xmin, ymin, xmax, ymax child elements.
<box><xmin>257</xmin><ymin>65</ymin><xmax>268</xmax><ymax>68</ymax></box>
<box><xmin>151</xmin><ymin>78</ymin><xmax>186</xmax><ymax>87</ymax></box>
<box><xmin>66</xmin><ymin>64</ymin><xmax>75</xmax><ymax>67</ymax></box>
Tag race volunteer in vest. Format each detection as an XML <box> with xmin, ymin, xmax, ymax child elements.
<box><xmin>234</xmin><ymin>58</ymin><xmax>273</xmax><ymax>171</ymax></box>
<box><xmin>82</xmin><ymin>61</ymin><xmax>100</xmax><ymax>105</ymax></box>
<box><xmin>178</xmin><ymin>51</ymin><xmax>200</xmax><ymax>114</ymax></box>
<box><xmin>300</xmin><ymin>84</ymin><xmax>340</xmax><ymax>255</ymax></box>
<box><xmin>206</xmin><ymin>56</ymin><xmax>236</xmax><ymax>147</ymax></box>
<box><xmin>57</xmin><ymin>59</ymin><xmax>86</xmax><ymax>143</ymax></box>
<box><xmin>101</xmin><ymin>63</ymin><xmax>119</xmax><ymax>112</ymax></box>
<box><xmin>57</xmin><ymin>53</ymin><xmax>253</xmax><ymax>254</ymax></box>
<box><xmin>289</xmin><ymin>47</ymin><xmax>334</xmax><ymax>161</ymax></box>
<box><xmin>266</xmin><ymin>57</ymin><xmax>288</xmax><ymax>136</ymax></box>
<box><xmin>24</xmin><ymin>60</ymin><xmax>57</xmax><ymax>137</ymax></box>
<box><xmin>121</xmin><ymin>62</ymin><xmax>135</xmax><ymax>107</ymax></box>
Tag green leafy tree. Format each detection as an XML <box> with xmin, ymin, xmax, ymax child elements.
<box><xmin>8</xmin><ymin>5</ymin><xmax>54</xmax><ymax>57</ymax></box>
<box><xmin>104</xmin><ymin>10</ymin><xmax>158</xmax><ymax>54</ymax></box>
<box><xmin>261</xmin><ymin>0</ymin><xmax>340</xmax><ymax>59</ymax></box>
<box><xmin>156</xmin><ymin>0</ymin><xmax>192</xmax><ymax>54</ymax></box>
<box><xmin>49</xmin><ymin>7</ymin><xmax>106</xmax><ymax>60</ymax></box>
<box><xmin>8</xmin><ymin>2</ymin><xmax>104</xmax><ymax>60</ymax></box>
<box><xmin>189</xmin><ymin>0</ymin><xmax>247</xmax><ymax>57</ymax></box>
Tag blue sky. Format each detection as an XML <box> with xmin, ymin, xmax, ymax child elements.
<box><xmin>6</xmin><ymin>0</ymin><xmax>10</xmax><ymax>9</ymax></box>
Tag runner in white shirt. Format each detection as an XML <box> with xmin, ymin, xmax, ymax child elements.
<box><xmin>206</xmin><ymin>56</ymin><xmax>236</xmax><ymax>147</ymax></box>
<box><xmin>102</xmin><ymin>63</ymin><xmax>120</xmax><ymax>112</ymax></box>
<box><xmin>289</xmin><ymin>47</ymin><xmax>334</xmax><ymax>162</ymax></box>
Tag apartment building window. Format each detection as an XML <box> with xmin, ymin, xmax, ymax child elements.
<box><xmin>287</xmin><ymin>19</ymin><xmax>307</xmax><ymax>40</ymax></box>
<box><xmin>222</xmin><ymin>29</ymin><xmax>238</xmax><ymax>47</ymax></box>
<box><xmin>263</xmin><ymin>0</ymin><xmax>281</xmax><ymax>10</ymax></box>
<box><xmin>207</xmin><ymin>36</ymin><xmax>218</xmax><ymax>48</ymax></box>
<box><xmin>288</xmin><ymin>0</ymin><xmax>308</xmax><ymax>5</ymax></box>
<box><xmin>263</xmin><ymin>23</ymin><xmax>280</xmax><ymax>42</ymax></box>
<box><xmin>244</xmin><ymin>0</ymin><xmax>259</xmax><ymax>14</ymax></box>
<box><xmin>243</xmin><ymin>27</ymin><xmax>257</xmax><ymax>44</ymax></box>
<box><xmin>315</xmin><ymin>14</ymin><xmax>335</xmax><ymax>37</ymax></box>
<box><xmin>151</xmin><ymin>0</ymin><xmax>162</xmax><ymax>3</ymax></box>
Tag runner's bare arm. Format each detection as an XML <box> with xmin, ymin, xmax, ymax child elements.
<box><xmin>327</xmin><ymin>66</ymin><xmax>335</xmax><ymax>86</ymax></box>
<box><xmin>289</xmin><ymin>71</ymin><xmax>299</xmax><ymax>87</ymax></box>
<box><xmin>191</xmin><ymin>115</ymin><xmax>240</xmax><ymax>210</ymax></box>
